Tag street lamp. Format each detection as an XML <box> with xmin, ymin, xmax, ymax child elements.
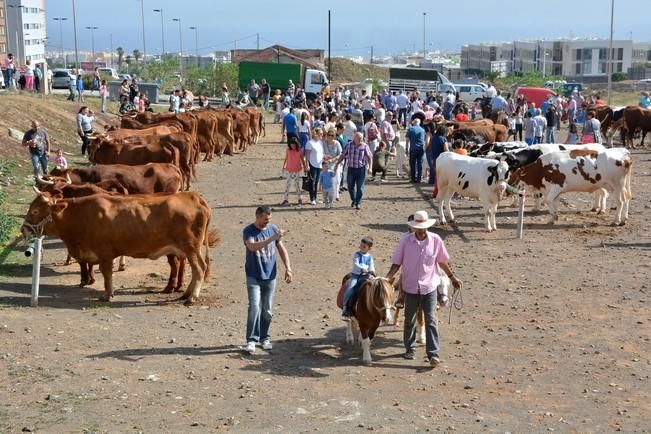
<box><xmin>52</xmin><ymin>17</ymin><xmax>68</xmax><ymax>68</ymax></box>
<box><xmin>139</xmin><ymin>0</ymin><xmax>146</xmax><ymax>64</ymax></box>
<box><xmin>422</xmin><ymin>12</ymin><xmax>426</xmax><ymax>59</ymax></box>
<box><xmin>71</xmin><ymin>0</ymin><xmax>80</xmax><ymax>72</ymax></box>
<box><xmin>153</xmin><ymin>8</ymin><xmax>165</xmax><ymax>55</ymax></box>
<box><xmin>172</xmin><ymin>18</ymin><xmax>183</xmax><ymax>69</ymax></box>
<box><xmin>85</xmin><ymin>26</ymin><xmax>98</xmax><ymax>61</ymax></box>
<box><xmin>189</xmin><ymin>26</ymin><xmax>198</xmax><ymax>66</ymax></box>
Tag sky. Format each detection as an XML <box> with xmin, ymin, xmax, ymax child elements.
<box><xmin>45</xmin><ymin>0</ymin><xmax>650</xmax><ymax>57</ymax></box>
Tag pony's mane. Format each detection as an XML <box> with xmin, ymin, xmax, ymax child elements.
<box><xmin>362</xmin><ymin>278</ymin><xmax>393</xmax><ymax>315</ymax></box>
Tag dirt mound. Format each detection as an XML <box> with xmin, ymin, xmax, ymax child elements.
<box><xmin>330</xmin><ymin>57</ymin><xmax>388</xmax><ymax>83</ymax></box>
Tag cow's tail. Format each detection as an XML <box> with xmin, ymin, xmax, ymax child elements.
<box><xmin>624</xmin><ymin>156</ymin><xmax>633</xmax><ymax>201</ymax></box>
<box><xmin>203</xmin><ymin>228</ymin><xmax>220</xmax><ymax>280</ymax></box>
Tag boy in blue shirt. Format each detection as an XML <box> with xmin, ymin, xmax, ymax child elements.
<box><xmin>341</xmin><ymin>237</ymin><xmax>375</xmax><ymax>320</ymax></box>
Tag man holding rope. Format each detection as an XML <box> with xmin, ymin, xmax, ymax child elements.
<box><xmin>386</xmin><ymin>210</ymin><xmax>462</xmax><ymax>368</ymax></box>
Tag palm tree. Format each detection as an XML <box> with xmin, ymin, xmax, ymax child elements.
<box><xmin>116</xmin><ymin>47</ymin><xmax>124</xmax><ymax>69</ymax></box>
<box><xmin>125</xmin><ymin>55</ymin><xmax>133</xmax><ymax>73</ymax></box>
<box><xmin>133</xmin><ymin>49</ymin><xmax>142</xmax><ymax>64</ymax></box>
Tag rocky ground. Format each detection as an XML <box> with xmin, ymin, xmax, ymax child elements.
<box><xmin>1</xmin><ymin>120</ymin><xmax>650</xmax><ymax>433</ymax></box>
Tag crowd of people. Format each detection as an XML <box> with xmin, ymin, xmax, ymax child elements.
<box><xmin>2</xmin><ymin>53</ymin><xmax>52</xmax><ymax>93</ymax></box>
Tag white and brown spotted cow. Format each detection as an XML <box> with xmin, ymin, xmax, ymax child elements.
<box><xmin>509</xmin><ymin>148</ymin><xmax>632</xmax><ymax>225</ymax></box>
<box><xmin>435</xmin><ymin>152</ymin><xmax>510</xmax><ymax>232</ymax></box>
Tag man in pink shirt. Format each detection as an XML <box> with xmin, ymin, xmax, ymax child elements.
<box><xmin>386</xmin><ymin>210</ymin><xmax>462</xmax><ymax>367</ymax></box>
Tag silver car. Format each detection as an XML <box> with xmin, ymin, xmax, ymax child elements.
<box><xmin>52</xmin><ymin>69</ymin><xmax>76</xmax><ymax>89</ymax></box>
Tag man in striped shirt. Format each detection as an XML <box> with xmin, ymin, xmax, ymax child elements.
<box><xmin>334</xmin><ymin>132</ymin><xmax>372</xmax><ymax>210</ymax></box>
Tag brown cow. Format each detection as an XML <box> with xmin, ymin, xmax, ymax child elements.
<box><xmin>132</xmin><ymin>112</ymin><xmax>200</xmax><ymax>176</ymax></box>
<box><xmin>103</xmin><ymin>124</ymin><xmax>183</xmax><ymax>141</ymax></box>
<box><xmin>450</xmin><ymin>124</ymin><xmax>508</xmax><ymax>143</ymax></box>
<box><xmin>620</xmin><ymin>105</ymin><xmax>651</xmax><ymax>148</ymax></box>
<box><xmin>21</xmin><ymin>191</ymin><xmax>219</xmax><ymax>305</ymax></box>
<box><xmin>245</xmin><ymin>106</ymin><xmax>263</xmax><ymax>146</ymax></box>
<box><xmin>229</xmin><ymin>109</ymin><xmax>251</xmax><ymax>153</ymax></box>
<box><xmin>34</xmin><ymin>178</ymin><xmax>128</xmax><ymax>285</ymax></box>
<box><xmin>89</xmin><ymin>133</ymin><xmax>195</xmax><ymax>190</ymax></box>
<box><xmin>49</xmin><ymin>163</ymin><xmax>182</xmax><ymax>194</ymax></box>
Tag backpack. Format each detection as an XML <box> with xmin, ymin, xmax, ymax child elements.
<box><xmin>367</xmin><ymin>123</ymin><xmax>378</xmax><ymax>140</ymax></box>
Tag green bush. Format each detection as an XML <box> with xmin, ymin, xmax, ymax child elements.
<box><xmin>611</xmin><ymin>72</ymin><xmax>627</xmax><ymax>82</ymax></box>
<box><xmin>0</xmin><ymin>161</ymin><xmax>18</xmax><ymax>245</ymax></box>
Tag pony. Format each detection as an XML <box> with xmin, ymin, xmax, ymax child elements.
<box><xmin>341</xmin><ymin>276</ymin><xmax>396</xmax><ymax>366</ymax></box>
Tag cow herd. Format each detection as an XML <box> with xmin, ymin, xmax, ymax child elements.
<box><xmin>20</xmin><ymin>106</ymin><xmax>264</xmax><ymax>304</ymax></box>
<box><xmin>434</xmin><ymin>141</ymin><xmax>633</xmax><ymax>232</ymax></box>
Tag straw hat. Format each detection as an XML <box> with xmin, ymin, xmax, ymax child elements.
<box><xmin>407</xmin><ymin>210</ymin><xmax>437</xmax><ymax>229</ymax></box>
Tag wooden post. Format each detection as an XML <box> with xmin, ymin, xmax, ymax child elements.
<box><xmin>517</xmin><ymin>189</ymin><xmax>526</xmax><ymax>240</ymax></box>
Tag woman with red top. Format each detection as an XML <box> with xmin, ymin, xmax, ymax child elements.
<box><xmin>281</xmin><ymin>137</ymin><xmax>307</xmax><ymax>206</ymax></box>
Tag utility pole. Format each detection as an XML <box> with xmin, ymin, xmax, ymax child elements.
<box><xmin>256</xmin><ymin>33</ymin><xmax>259</xmax><ymax>50</ymax></box>
<box><xmin>172</xmin><ymin>18</ymin><xmax>182</xmax><ymax>70</ymax></box>
<box><xmin>110</xmin><ymin>33</ymin><xmax>113</xmax><ymax>67</ymax></box>
<box><xmin>85</xmin><ymin>26</ymin><xmax>98</xmax><ymax>61</ymax></box>
<box><xmin>370</xmin><ymin>46</ymin><xmax>374</xmax><ymax>64</ymax></box>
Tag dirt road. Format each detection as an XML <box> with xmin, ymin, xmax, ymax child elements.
<box><xmin>1</xmin><ymin>122</ymin><xmax>650</xmax><ymax>433</ymax></box>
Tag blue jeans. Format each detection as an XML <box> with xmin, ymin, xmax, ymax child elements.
<box><xmin>398</xmin><ymin>108</ymin><xmax>408</xmax><ymax>126</ymax></box>
<box><xmin>546</xmin><ymin>127</ymin><xmax>556</xmax><ymax>144</ymax></box>
<box><xmin>426</xmin><ymin>151</ymin><xmax>438</xmax><ymax>185</ymax></box>
<box><xmin>409</xmin><ymin>148</ymin><xmax>424</xmax><ymax>182</ymax></box>
<box><xmin>246</xmin><ymin>276</ymin><xmax>277</xmax><ymax>343</ymax></box>
<box><xmin>342</xmin><ymin>273</ymin><xmax>370</xmax><ymax>314</ymax></box>
<box><xmin>308</xmin><ymin>164</ymin><xmax>321</xmax><ymax>202</ymax></box>
<box><xmin>30</xmin><ymin>152</ymin><xmax>48</xmax><ymax>177</ymax></box>
<box><xmin>347</xmin><ymin>166</ymin><xmax>366</xmax><ymax>205</ymax></box>
<box><xmin>404</xmin><ymin>291</ymin><xmax>440</xmax><ymax>359</ymax></box>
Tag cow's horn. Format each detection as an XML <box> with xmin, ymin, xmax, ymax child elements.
<box><xmin>32</xmin><ymin>185</ymin><xmax>42</xmax><ymax>195</ymax></box>
<box><xmin>36</xmin><ymin>175</ymin><xmax>55</xmax><ymax>185</ymax></box>
<box><xmin>65</xmin><ymin>173</ymin><xmax>72</xmax><ymax>184</ymax></box>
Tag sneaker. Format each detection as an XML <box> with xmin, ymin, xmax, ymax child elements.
<box><xmin>280</xmin><ymin>200</ymin><xmax>289</xmax><ymax>206</ymax></box>
<box><xmin>310</xmin><ymin>200</ymin><xmax>317</xmax><ymax>205</ymax></box>
<box><xmin>404</xmin><ymin>350</ymin><xmax>416</xmax><ymax>360</ymax></box>
<box><xmin>261</xmin><ymin>339</ymin><xmax>272</xmax><ymax>350</ymax></box>
<box><xmin>351</xmin><ymin>201</ymin><xmax>355</xmax><ymax>208</ymax></box>
<box><xmin>380</xmin><ymin>178</ymin><xmax>387</xmax><ymax>183</ymax></box>
<box><xmin>245</xmin><ymin>341</ymin><xmax>256</xmax><ymax>354</ymax></box>
<box><xmin>429</xmin><ymin>356</ymin><xmax>440</xmax><ymax>367</ymax></box>
<box><xmin>355</xmin><ymin>203</ymin><xmax>361</xmax><ymax>210</ymax></box>
<box><xmin>368</xmin><ymin>176</ymin><xmax>375</xmax><ymax>182</ymax></box>
<box><xmin>341</xmin><ymin>312</ymin><xmax>350</xmax><ymax>321</ymax></box>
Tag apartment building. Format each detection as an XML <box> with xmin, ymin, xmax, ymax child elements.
<box><xmin>0</xmin><ymin>0</ymin><xmax>7</xmax><ymax>64</ymax></box>
<box><xmin>462</xmin><ymin>38</ymin><xmax>651</xmax><ymax>82</ymax></box>
<box><xmin>3</xmin><ymin>0</ymin><xmax>47</xmax><ymax>66</ymax></box>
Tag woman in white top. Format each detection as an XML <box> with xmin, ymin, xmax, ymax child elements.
<box><xmin>304</xmin><ymin>128</ymin><xmax>325</xmax><ymax>205</ymax></box>
<box><xmin>298</xmin><ymin>111</ymin><xmax>311</xmax><ymax>151</ymax></box>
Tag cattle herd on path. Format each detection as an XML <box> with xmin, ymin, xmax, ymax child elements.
<box><xmin>18</xmin><ymin>101</ymin><xmax>642</xmax><ymax>306</ymax></box>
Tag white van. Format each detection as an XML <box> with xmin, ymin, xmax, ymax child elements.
<box><xmin>455</xmin><ymin>84</ymin><xmax>487</xmax><ymax>102</ymax></box>
<box><xmin>97</xmin><ymin>67</ymin><xmax>119</xmax><ymax>79</ymax></box>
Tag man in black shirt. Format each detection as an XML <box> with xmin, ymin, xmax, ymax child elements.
<box><xmin>22</xmin><ymin>120</ymin><xmax>51</xmax><ymax>179</ymax></box>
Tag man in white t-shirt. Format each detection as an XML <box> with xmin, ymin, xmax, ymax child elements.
<box><xmin>396</xmin><ymin>91</ymin><xmax>410</xmax><ymax>127</ymax></box>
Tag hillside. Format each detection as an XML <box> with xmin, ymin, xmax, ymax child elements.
<box><xmin>330</xmin><ymin>57</ymin><xmax>389</xmax><ymax>83</ymax></box>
